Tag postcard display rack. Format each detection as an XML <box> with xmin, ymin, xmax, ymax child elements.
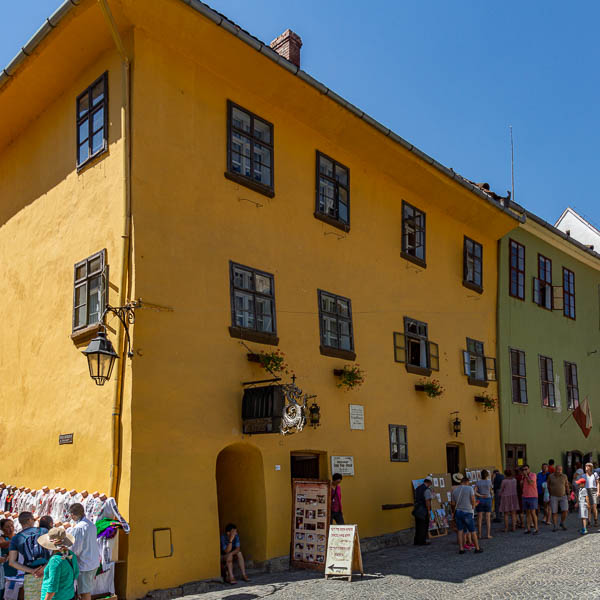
<box><xmin>291</xmin><ymin>479</ymin><xmax>331</xmax><ymax>570</ymax></box>
<box><xmin>411</xmin><ymin>474</ymin><xmax>451</xmax><ymax>538</ymax></box>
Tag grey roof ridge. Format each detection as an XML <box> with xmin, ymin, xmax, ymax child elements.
<box><xmin>0</xmin><ymin>0</ymin><xmax>523</xmax><ymax>223</ymax></box>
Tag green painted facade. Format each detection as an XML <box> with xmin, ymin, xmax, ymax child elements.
<box><xmin>497</xmin><ymin>216</ymin><xmax>600</xmax><ymax>473</ymax></box>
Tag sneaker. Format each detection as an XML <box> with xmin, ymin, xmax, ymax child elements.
<box><xmin>459</xmin><ymin>550</ymin><xmax>465</xmax><ymax>554</ymax></box>
<box><xmin>533</xmin><ymin>530</ymin><xmax>539</xmax><ymax>535</ymax></box>
<box><xmin>464</xmin><ymin>543</ymin><xmax>475</xmax><ymax>550</ymax></box>
<box><xmin>474</xmin><ymin>548</ymin><xmax>483</xmax><ymax>553</ymax></box>
<box><xmin>580</xmin><ymin>528</ymin><xmax>588</xmax><ymax>535</ymax></box>
<box><xmin>560</xmin><ymin>523</ymin><xmax>567</xmax><ymax>531</ymax></box>
<box><xmin>524</xmin><ymin>529</ymin><xmax>531</xmax><ymax>534</ymax></box>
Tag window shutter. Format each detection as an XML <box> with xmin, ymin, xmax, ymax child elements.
<box><xmin>533</xmin><ymin>277</ymin><xmax>540</xmax><ymax>305</ymax></box>
<box><xmin>393</xmin><ymin>332</ymin><xmax>405</xmax><ymax>363</ymax></box>
<box><xmin>428</xmin><ymin>341</ymin><xmax>439</xmax><ymax>371</ymax></box>
<box><xmin>552</xmin><ymin>285</ymin><xmax>564</xmax><ymax>311</ymax></box>
<box><xmin>463</xmin><ymin>351</ymin><xmax>471</xmax><ymax>376</ymax></box>
<box><xmin>485</xmin><ymin>357</ymin><xmax>497</xmax><ymax>381</ymax></box>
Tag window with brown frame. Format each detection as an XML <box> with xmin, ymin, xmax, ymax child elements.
<box><xmin>229</xmin><ymin>262</ymin><xmax>277</xmax><ymax>344</ymax></box>
<box><xmin>393</xmin><ymin>318</ymin><xmax>439</xmax><ymax>375</ymax></box>
<box><xmin>563</xmin><ymin>268</ymin><xmax>576</xmax><ymax>319</ymax></box>
<box><xmin>509</xmin><ymin>239</ymin><xmax>525</xmax><ymax>300</ymax></box>
<box><xmin>318</xmin><ymin>290</ymin><xmax>355</xmax><ymax>358</ymax></box>
<box><xmin>73</xmin><ymin>249</ymin><xmax>107</xmax><ymax>332</ymax></box>
<box><xmin>534</xmin><ymin>254</ymin><xmax>553</xmax><ymax>309</ymax></box>
<box><xmin>564</xmin><ymin>361</ymin><xmax>579</xmax><ymax>410</ymax></box>
<box><xmin>462</xmin><ymin>338</ymin><xmax>496</xmax><ymax>385</ymax></box>
<box><xmin>510</xmin><ymin>348</ymin><xmax>527</xmax><ymax>404</ymax></box>
<box><xmin>401</xmin><ymin>201</ymin><xmax>426</xmax><ymax>267</ymax></box>
<box><xmin>539</xmin><ymin>355</ymin><xmax>555</xmax><ymax>408</ymax></box>
<box><xmin>389</xmin><ymin>425</ymin><xmax>408</xmax><ymax>462</ymax></box>
<box><xmin>463</xmin><ymin>237</ymin><xmax>483</xmax><ymax>291</ymax></box>
<box><xmin>226</xmin><ymin>101</ymin><xmax>274</xmax><ymax>197</ymax></box>
<box><xmin>315</xmin><ymin>151</ymin><xmax>350</xmax><ymax>231</ymax></box>
<box><xmin>76</xmin><ymin>72</ymin><xmax>108</xmax><ymax>169</ymax></box>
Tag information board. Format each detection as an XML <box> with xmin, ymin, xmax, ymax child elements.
<box><xmin>291</xmin><ymin>479</ymin><xmax>331</xmax><ymax>571</ymax></box>
<box><xmin>331</xmin><ymin>456</ymin><xmax>355</xmax><ymax>476</ymax></box>
<box><xmin>349</xmin><ymin>405</ymin><xmax>365</xmax><ymax>430</ymax></box>
<box><xmin>324</xmin><ymin>524</ymin><xmax>364</xmax><ymax>581</ymax></box>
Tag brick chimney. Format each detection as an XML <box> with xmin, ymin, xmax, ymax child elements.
<box><xmin>270</xmin><ymin>29</ymin><xmax>302</xmax><ymax>68</ymax></box>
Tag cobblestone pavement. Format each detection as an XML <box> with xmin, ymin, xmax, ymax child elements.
<box><xmin>189</xmin><ymin>514</ymin><xmax>600</xmax><ymax>600</ymax></box>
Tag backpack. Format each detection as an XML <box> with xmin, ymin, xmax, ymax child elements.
<box><xmin>22</xmin><ymin>529</ymin><xmax>49</xmax><ymax>565</ymax></box>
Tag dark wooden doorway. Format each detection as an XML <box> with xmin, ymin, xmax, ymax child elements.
<box><xmin>290</xmin><ymin>453</ymin><xmax>320</xmax><ymax>479</ymax></box>
<box><xmin>505</xmin><ymin>444</ymin><xmax>527</xmax><ymax>472</ymax></box>
<box><xmin>446</xmin><ymin>445</ymin><xmax>459</xmax><ymax>475</ymax></box>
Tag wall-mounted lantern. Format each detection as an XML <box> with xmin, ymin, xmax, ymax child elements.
<box><xmin>309</xmin><ymin>401</ymin><xmax>321</xmax><ymax>428</ymax></box>
<box><xmin>451</xmin><ymin>411</ymin><xmax>462</xmax><ymax>437</ymax></box>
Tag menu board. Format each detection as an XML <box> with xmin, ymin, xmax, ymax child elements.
<box><xmin>291</xmin><ymin>479</ymin><xmax>331</xmax><ymax>571</ymax></box>
<box><xmin>324</xmin><ymin>525</ymin><xmax>364</xmax><ymax>581</ymax></box>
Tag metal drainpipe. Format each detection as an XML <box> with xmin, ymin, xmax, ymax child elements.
<box><xmin>98</xmin><ymin>0</ymin><xmax>132</xmax><ymax>501</ymax></box>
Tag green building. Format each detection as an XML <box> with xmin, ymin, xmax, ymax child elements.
<box><xmin>497</xmin><ymin>208</ymin><xmax>600</xmax><ymax>475</ymax></box>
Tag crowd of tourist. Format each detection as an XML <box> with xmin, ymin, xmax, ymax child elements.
<box><xmin>414</xmin><ymin>460</ymin><xmax>600</xmax><ymax>554</ymax></box>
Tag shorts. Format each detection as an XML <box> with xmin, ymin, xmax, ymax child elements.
<box><xmin>550</xmin><ymin>495</ymin><xmax>569</xmax><ymax>513</ymax></box>
<box><xmin>4</xmin><ymin>579</ymin><xmax>24</xmax><ymax>600</ymax></box>
<box><xmin>77</xmin><ymin>569</ymin><xmax>97</xmax><ymax>594</ymax></box>
<box><xmin>523</xmin><ymin>497</ymin><xmax>538</xmax><ymax>511</ymax></box>
<box><xmin>586</xmin><ymin>488</ymin><xmax>598</xmax><ymax>506</ymax></box>
<box><xmin>23</xmin><ymin>573</ymin><xmax>42</xmax><ymax>600</ymax></box>
<box><xmin>476</xmin><ymin>498</ymin><xmax>492</xmax><ymax>513</ymax></box>
<box><xmin>455</xmin><ymin>510</ymin><xmax>475</xmax><ymax>533</ymax></box>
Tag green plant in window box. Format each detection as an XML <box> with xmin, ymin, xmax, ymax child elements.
<box><xmin>333</xmin><ymin>364</ymin><xmax>365</xmax><ymax>391</ymax></box>
<box><xmin>474</xmin><ymin>392</ymin><xmax>497</xmax><ymax>411</ymax></box>
<box><xmin>415</xmin><ymin>378</ymin><xmax>445</xmax><ymax>398</ymax></box>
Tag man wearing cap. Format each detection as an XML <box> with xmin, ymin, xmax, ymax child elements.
<box><xmin>8</xmin><ymin>512</ymin><xmax>50</xmax><ymax>600</ymax></box>
<box><xmin>413</xmin><ymin>478</ymin><xmax>432</xmax><ymax>546</ymax></box>
<box><xmin>67</xmin><ymin>503</ymin><xmax>100</xmax><ymax>600</ymax></box>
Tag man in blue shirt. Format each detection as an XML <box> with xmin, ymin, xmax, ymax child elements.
<box><xmin>537</xmin><ymin>464</ymin><xmax>550</xmax><ymax>525</ymax></box>
<box><xmin>8</xmin><ymin>512</ymin><xmax>49</xmax><ymax>600</ymax></box>
<box><xmin>220</xmin><ymin>523</ymin><xmax>249</xmax><ymax>585</ymax></box>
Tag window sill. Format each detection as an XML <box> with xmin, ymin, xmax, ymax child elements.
<box><xmin>405</xmin><ymin>364</ymin><xmax>432</xmax><ymax>376</ymax></box>
<box><xmin>77</xmin><ymin>146</ymin><xmax>109</xmax><ymax>174</ymax></box>
<box><xmin>467</xmin><ymin>377</ymin><xmax>489</xmax><ymax>388</ymax></box>
<box><xmin>224</xmin><ymin>171</ymin><xmax>275</xmax><ymax>198</ymax></box>
<box><xmin>400</xmin><ymin>251</ymin><xmax>426</xmax><ymax>269</ymax></box>
<box><xmin>382</xmin><ymin>503</ymin><xmax>412</xmax><ymax>510</ymax></box>
<box><xmin>228</xmin><ymin>326</ymin><xmax>279</xmax><ymax>346</ymax></box>
<box><xmin>319</xmin><ymin>345</ymin><xmax>356</xmax><ymax>361</ymax></box>
<box><xmin>512</xmin><ymin>401</ymin><xmax>529</xmax><ymax>406</ymax></box>
<box><xmin>71</xmin><ymin>323</ymin><xmax>102</xmax><ymax>346</ymax></box>
<box><xmin>313</xmin><ymin>212</ymin><xmax>350</xmax><ymax>233</ymax></box>
<box><xmin>463</xmin><ymin>281</ymin><xmax>483</xmax><ymax>294</ymax></box>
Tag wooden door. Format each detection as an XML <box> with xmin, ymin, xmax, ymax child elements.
<box><xmin>291</xmin><ymin>454</ymin><xmax>320</xmax><ymax>479</ymax></box>
<box><xmin>505</xmin><ymin>444</ymin><xmax>527</xmax><ymax>472</ymax></box>
<box><xmin>446</xmin><ymin>445</ymin><xmax>459</xmax><ymax>475</ymax></box>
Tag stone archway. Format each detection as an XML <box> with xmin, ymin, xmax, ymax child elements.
<box><xmin>216</xmin><ymin>443</ymin><xmax>267</xmax><ymax>562</ymax></box>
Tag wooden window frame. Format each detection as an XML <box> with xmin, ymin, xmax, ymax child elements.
<box><xmin>317</xmin><ymin>290</ymin><xmax>356</xmax><ymax>360</ymax></box>
<box><xmin>225</xmin><ymin>100</ymin><xmax>274</xmax><ymax>198</ymax></box>
<box><xmin>76</xmin><ymin>72</ymin><xmax>109</xmax><ymax>171</ymax></box>
<box><xmin>509</xmin><ymin>348</ymin><xmax>528</xmax><ymax>404</ymax></box>
<box><xmin>463</xmin><ymin>338</ymin><xmax>496</xmax><ymax>387</ymax></box>
<box><xmin>229</xmin><ymin>261</ymin><xmax>278</xmax><ymax>346</ymax></box>
<box><xmin>564</xmin><ymin>361</ymin><xmax>579</xmax><ymax>411</ymax></box>
<box><xmin>463</xmin><ymin>236</ymin><xmax>483</xmax><ymax>293</ymax></box>
<box><xmin>314</xmin><ymin>151</ymin><xmax>350</xmax><ymax>232</ymax></box>
<box><xmin>72</xmin><ymin>249</ymin><xmax>107</xmax><ymax>334</ymax></box>
<box><xmin>389</xmin><ymin>424</ymin><xmax>408</xmax><ymax>462</ymax></box>
<box><xmin>393</xmin><ymin>318</ymin><xmax>439</xmax><ymax>375</ymax></box>
<box><xmin>533</xmin><ymin>254</ymin><xmax>553</xmax><ymax>310</ymax></box>
<box><xmin>563</xmin><ymin>267</ymin><xmax>576</xmax><ymax>320</ymax></box>
<box><xmin>539</xmin><ymin>355</ymin><xmax>556</xmax><ymax>408</ymax></box>
<box><xmin>509</xmin><ymin>239</ymin><xmax>525</xmax><ymax>300</ymax></box>
<box><xmin>401</xmin><ymin>201</ymin><xmax>426</xmax><ymax>268</ymax></box>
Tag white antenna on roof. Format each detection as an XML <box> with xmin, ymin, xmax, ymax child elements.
<box><xmin>510</xmin><ymin>125</ymin><xmax>515</xmax><ymax>202</ymax></box>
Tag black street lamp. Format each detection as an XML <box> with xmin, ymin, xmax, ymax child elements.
<box><xmin>82</xmin><ymin>302</ymin><xmax>137</xmax><ymax>386</ymax></box>
<box><xmin>451</xmin><ymin>411</ymin><xmax>462</xmax><ymax>437</ymax></box>
<box><xmin>309</xmin><ymin>401</ymin><xmax>321</xmax><ymax>428</ymax></box>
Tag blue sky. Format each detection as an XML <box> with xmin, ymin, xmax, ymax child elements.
<box><xmin>2</xmin><ymin>1</ymin><xmax>599</xmax><ymax>225</ymax></box>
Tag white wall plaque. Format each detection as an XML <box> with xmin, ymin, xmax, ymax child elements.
<box><xmin>349</xmin><ymin>405</ymin><xmax>364</xmax><ymax>430</ymax></box>
<box><xmin>331</xmin><ymin>456</ymin><xmax>355</xmax><ymax>476</ymax></box>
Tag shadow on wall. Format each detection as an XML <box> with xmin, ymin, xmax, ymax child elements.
<box><xmin>216</xmin><ymin>443</ymin><xmax>268</xmax><ymax>563</ymax></box>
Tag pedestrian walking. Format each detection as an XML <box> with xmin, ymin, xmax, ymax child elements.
<box><xmin>412</xmin><ymin>478</ymin><xmax>432</xmax><ymax>546</ymax></box>
<box><xmin>582</xmin><ymin>463</ymin><xmax>599</xmax><ymax>527</ymax></box>
<box><xmin>499</xmin><ymin>469</ymin><xmax>520</xmax><ymax>532</ymax></box>
<box><xmin>7</xmin><ymin>512</ymin><xmax>50</xmax><ymax>600</ymax></box>
<box><xmin>537</xmin><ymin>463</ymin><xmax>550</xmax><ymax>525</ymax></box>
<box><xmin>547</xmin><ymin>465</ymin><xmax>569</xmax><ymax>531</ymax></box>
<box><xmin>330</xmin><ymin>474</ymin><xmax>344</xmax><ymax>525</ymax></box>
<box><xmin>576</xmin><ymin>477</ymin><xmax>591</xmax><ymax>534</ymax></box>
<box><xmin>475</xmin><ymin>470</ymin><xmax>493</xmax><ymax>539</ymax></box>
<box><xmin>515</xmin><ymin>467</ymin><xmax>525</xmax><ymax>528</ymax></box>
<box><xmin>1</xmin><ymin>518</ymin><xmax>22</xmax><ymax>600</ymax></box>
<box><xmin>66</xmin><ymin>504</ymin><xmax>100</xmax><ymax>600</ymax></box>
<box><xmin>521</xmin><ymin>465</ymin><xmax>539</xmax><ymax>534</ymax></box>
<box><xmin>37</xmin><ymin>528</ymin><xmax>79</xmax><ymax>600</ymax></box>
<box><xmin>451</xmin><ymin>476</ymin><xmax>482</xmax><ymax>554</ymax></box>
<box><xmin>492</xmin><ymin>469</ymin><xmax>504</xmax><ymax>523</ymax></box>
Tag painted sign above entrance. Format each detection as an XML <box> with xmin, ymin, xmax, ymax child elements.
<box><xmin>331</xmin><ymin>456</ymin><xmax>355</xmax><ymax>476</ymax></box>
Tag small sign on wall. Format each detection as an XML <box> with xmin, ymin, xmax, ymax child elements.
<box><xmin>331</xmin><ymin>456</ymin><xmax>355</xmax><ymax>476</ymax></box>
<box><xmin>349</xmin><ymin>405</ymin><xmax>364</xmax><ymax>430</ymax></box>
<box><xmin>59</xmin><ymin>433</ymin><xmax>74</xmax><ymax>445</ymax></box>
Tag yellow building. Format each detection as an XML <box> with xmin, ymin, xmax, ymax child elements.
<box><xmin>0</xmin><ymin>1</ymin><xmax>521</xmax><ymax>597</ymax></box>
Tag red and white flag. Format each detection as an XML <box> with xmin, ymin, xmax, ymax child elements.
<box><xmin>573</xmin><ymin>396</ymin><xmax>593</xmax><ymax>438</ymax></box>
